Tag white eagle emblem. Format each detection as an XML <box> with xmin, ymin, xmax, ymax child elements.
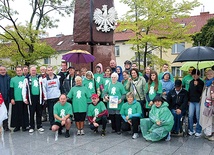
<box><xmin>93</xmin><ymin>5</ymin><xmax>118</xmax><ymax>32</ymax></box>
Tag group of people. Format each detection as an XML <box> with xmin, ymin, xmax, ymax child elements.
<box><xmin>0</xmin><ymin>60</ymin><xmax>213</xmax><ymax>142</ymax></box>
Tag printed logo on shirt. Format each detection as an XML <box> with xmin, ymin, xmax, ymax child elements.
<box><xmin>149</xmin><ymin>86</ymin><xmax>155</xmax><ymax>95</ymax></box>
<box><xmin>128</xmin><ymin>108</ymin><xmax>132</xmax><ymax>115</ymax></box>
<box><xmin>94</xmin><ymin>108</ymin><xmax>99</xmax><ymax>117</ymax></box>
<box><xmin>60</xmin><ymin>109</ymin><xmax>65</xmax><ymax>118</ymax></box>
<box><xmin>18</xmin><ymin>81</ymin><xmax>24</xmax><ymax>89</ymax></box>
<box><xmin>88</xmin><ymin>82</ymin><xmax>93</xmax><ymax>89</ymax></box>
<box><xmin>111</xmin><ymin>87</ymin><xmax>116</xmax><ymax>95</ymax></box>
<box><xmin>76</xmin><ymin>90</ymin><xmax>82</xmax><ymax>99</ymax></box>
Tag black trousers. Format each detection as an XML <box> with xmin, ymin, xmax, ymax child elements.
<box><xmin>47</xmin><ymin>98</ymin><xmax>58</xmax><ymax>126</ymax></box>
<box><xmin>109</xmin><ymin>114</ymin><xmax>122</xmax><ymax>132</ymax></box>
<box><xmin>29</xmin><ymin>95</ymin><xmax>42</xmax><ymax>129</ymax></box>
<box><xmin>121</xmin><ymin>117</ymin><xmax>140</xmax><ymax>133</ymax></box>
<box><xmin>89</xmin><ymin>116</ymin><xmax>108</xmax><ymax>130</ymax></box>
<box><xmin>11</xmin><ymin>101</ymin><xmax>29</xmax><ymax>129</ymax></box>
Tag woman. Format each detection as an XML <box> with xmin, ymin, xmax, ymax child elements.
<box><xmin>104</xmin><ymin>72</ymin><xmax>126</xmax><ymax>134</ymax></box>
<box><xmin>140</xmin><ymin>96</ymin><xmax>174</xmax><ymax>142</ymax></box>
<box><xmin>120</xmin><ymin>92</ymin><xmax>142</xmax><ymax>139</ymax></box>
<box><xmin>116</xmin><ymin>66</ymin><xmax>123</xmax><ymax>82</ymax></box>
<box><xmin>145</xmin><ymin>70</ymin><xmax>162</xmax><ymax>117</ymax></box>
<box><xmin>67</xmin><ymin>76</ymin><xmax>91</xmax><ymax>135</ymax></box>
<box><xmin>160</xmin><ymin>72</ymin><xmax>174</xmax><ymax>100</ymax></box>
<box><xmin>143</xmin><ymin>66</ymin><xmax>151</xmax><ymax>82</ymax></box>
<box><xmin>126</xmin><ymin>68</ymin><xmax>146</xmax><ymax>117</ymax></box>
<box><xmin>94</xmin><ymin>63</ymin><xmax>104</xmax><ymax>87</ymax></box>
<box><xmin>199</xmin><ymin>69</ymin><xmax>214</xmax><ymax>140</ymax></box>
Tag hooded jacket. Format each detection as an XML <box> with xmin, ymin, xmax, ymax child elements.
<box><xmin>0</xmin><ymin>74</ymin><xmax>10</xmax><ymax>102</ymax></box>
<box><xmin>160</xmin><ymin>72</ymin><xmax>174</xmax><ymax>94</ymax></box>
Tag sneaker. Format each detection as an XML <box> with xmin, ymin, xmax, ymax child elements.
<box><xmin>13</xmin><ymin>127</ymin><xmax>20</xmax><ymax>132</ymax></box>
<box><xmin>188</xmin><ymin>130</ymin><xmax>195</xmax><ymax>136</ymax></box>
<box><xmin>38</xmin><ymin>128</ymin><xmax>44</xmax><ymax>132</ymax></box>
<box><xmin>77</xmin><ymin>130</ymin><xmax>81</xmax><ymax>135</ymax></box>
<box><xmin>208</xmin><ymin>135</ymin><xmax>214</xmax><ymax>141</ymax></box>
<box><xmin>117</xmin><ymin>131</ymin><xmax>121</xmax><ymax>135</ymax></box>
<box><xmin>29</xmin><ymin>129</ymin><xmax>34</xmax><ymax>133</ymax></box>
<box><xmin>81</xmin><ymin>129</ymin><xmax>85</xmax><ymax>135</ymax></box>
<box><xmin>65</xmin><ymin>132</ymin><xmax>70</xmax><ymax>138</ymax></box>
<box><xmin>195</xmin><ymin>133</ymin><xmax>201</xmax><ymax>137</ymax></box>
<box><xmin>101</xmin><ymin>130</ymin><xmax>106</xmax><ymax>136</ymax></box>
<box><xmin>132</xmin><ymin>133</ymin><xmax>139</xmax><ymax>139</ymax></box>
<box><xmin>165</xmin><ymin>133</ymin><xmax>171</xmax><ymax>141</ymax></box>
<box><xmin>94</xmin><ymin>128</ymin><xmax>98</xmax><ymax>133</ymax></box>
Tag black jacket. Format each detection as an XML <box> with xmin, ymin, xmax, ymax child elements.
<box><xmin>167</xmin><ymin>88</ymin><xmax>188</xmax><ymax>112</ymax></box>
<box><xmin>0</xmin><ymin>74</ymin><xmax>10</xmax><ymax>102</ymax></box>
<box><xmin>58</xmin><ymin>71</ymin><xmax>68</xmax><ymax>93</ymax></box>
<box><xmin>188</xmin><ymin>78</ymin><xmax>204</xmax><ymax>102</ymax></box>
<box><xmin>62</xmin><ymin>75</ymin><xmax>76</xmax><ymax>94</ymax></box>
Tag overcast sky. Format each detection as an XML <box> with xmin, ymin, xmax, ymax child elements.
<box><xmin>2</xmin><ymin>0</ymin><xmax>214</xmax><ymax>37</ymax></box>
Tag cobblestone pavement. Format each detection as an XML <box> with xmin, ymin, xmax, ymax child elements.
<box><xmin>1</xmin><ymin>122</ymin><xmax>214</xmax><ymax>155</ymax></box>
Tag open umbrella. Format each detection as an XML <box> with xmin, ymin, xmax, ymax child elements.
<box><xmin>62</xmin><ymin>50</ymin><xmax>95</xmax><ymax>64</ymax></box>
<box><xmin>180</xmin><ymin>61</ymin><xmax>214</xmax><ymax>71</ymax></box>
<box><xmin>173</xmin><ymin>46</ymin><xmax>214</xmax><ymax>63</ymax></box>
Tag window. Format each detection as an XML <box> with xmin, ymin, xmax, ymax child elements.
<box><xmin>44</xmin><ymin>58</ymin><xmax>51</xmax><ymax>64</ymax></box>
<box><xmin>115</xmin><ymin>46</ymin><xmax>120</xmax><ymax>57</ymax></box>
<box><xmin>172</xmin><ymin>42</ymin><xmax>185</xmax><ymax>54</ymax></box>
<box><xmin>57</xmin><ymin>41</ymin><xmax>63</xmax><ymax>46</ymax></box>
<box><xmin>172</xmin><ymin>67</ymin><xmax>183</xmax><ymax>77</ymax></box>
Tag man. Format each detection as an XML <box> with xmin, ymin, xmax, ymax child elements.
<box><xmin>52</xmin><ymin>94</ymin><xmax>72</xmax><ymax>138</ymax></box>
<box><xmin>158</xmin><ymin>63</ymin><xmax>174</xmax><ymax>81</ymax></box>
<box><xmin>109</xmin><ymin>59</ymin><xmax>117</xmax><ymax>73</ymax></box>
<box><xmin>87</xmin><ymin>94</ymin><xmax>108</xmax><ymax>136</ymax></box>
<box><xmin>23</xmin><ymin>66</ymin><xmax>29</xmax><ymax>77</ymax></box>
<box><xmin>39</xmin><ymin>66</ymin><xmax>47</xmax><ymax>79</ymax></box>
<box><xmin>188</xmin><ymin>69</ymin><xmax>204</xmax><ymax>137</ymax></box>
<box><xmin>62</xmin><ymin>66</ymin><xmax>76</xmax><ymax>94</ymax></box>
<box><xmin>0</xmin><ymin>66</ymin><xmax>10</xmax><ymax>131</ymax></box>
<box><xmin>80</xmin><ymin>67</ymin><xmax>87</xmax><ymax>81</ymax></box>
<box><xmin>167</xmin><ymin>79</ymin><xmax>188</xmax><ymax>134</ymax></box>
<box><xmin>10</xmin><ymin>66</ymin><xmax>29</xmax><ymax>132</ymax></box>
<box><xmin>58</xmin><ymin>62</ymin><xmax>68</xmax><ymax>93</ymax></box>
<box><xmin>42</xmin><ymin>66</ymin><xmax>61</xmax><ymax>129</ymax></box>
<box><xmin>182</xmin><ymin>67</ymin><xmax>195</xmax><ymax>91</ymax></box>
<box><xmin>22</xmin><ymin>66</ymin><xmax>44</xmax><ymax>133</ymax></box>
<box><xmin>124</xmin><ymin>60</ymin><xmax>132</xmax><ymax>72</ymax></box>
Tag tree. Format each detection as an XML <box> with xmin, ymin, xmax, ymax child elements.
<box><xmin>118</xmin><ymin>0</ymin><xmax>200</xmax><ymax>69</ymax></box>
<box><xmin>0</xmin><ymin>0</ymin><xmax>74</xmax><ymax>66</ymax></box>
<box><xmin>192</xmin><ymin>18</ymin><xmax>214</xmax><ymax>47</ymax></box>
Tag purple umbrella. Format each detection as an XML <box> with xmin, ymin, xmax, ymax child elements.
<box><xmin>62</xmin><ymin>50</ymin><xmax>95</xmax><ymax>64</ymax></box>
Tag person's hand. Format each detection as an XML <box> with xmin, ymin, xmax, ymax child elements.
<box><xmin>93</xmin><ymin>122</ymin><xmax>99</xmax><ymax>127</ymax></box>
<box><xmin>128</xmin><ymin>78</ymin><xmax>132</xmax><ymax>82</ymax></box>
<box><xmin>104</xmin><ymin>95</ymin><xmax>109</xmax><ymax>101</ymax></box>
<box><xmin>24</xmin><ymin>100</ymin><xmax>28</xmax><ymax>105</ymax></box>
<box><xmin>128</xmin><ymin>120</ymin><xmax>132</xmax><ymax>125</ymax></box>
<box><xmin>125</xmin><ymin>116</ymin><xmax>129</xmax><ymax>121</ymax></box>
<box><xmin>194</xmin><ymin>80</ymin><xmax>198</xmax><ymax>86</ymax></box>
<box><xmin>148</xmin><ymin>101</ymin><xmax>153</xmax><ymax>106</ymax></box>
<box><xmin>61</xmin><ymin>120</ymin><xmax>65</xmax><ymax>126</ymax></box>
<box><xmin>156</xmin><ymin>121</ymin><xmax>161</xmax><ymax>126</ymax></box>
<box><xmin>93</xmin><ymin>116</ymin><xmax>97</xmax><ymax>122</ymax></box>
<box><xmin>11</xmin><ymin>99</ymin><xmax>15</xmax><ymax>105</ymax></box>
<box><xmin>118</xmin><ymin>99</ymin><xmax>122</xmax><ymax>104</ymax></box>
<box><xmin>163</xmin><ymin>92</ymin><xmax>166</xmax><ymax>95</ymax></box>
<box><xmin>176</xmin><ymin>109</ymin><xmax>181</xmax><ymax>115</ymax></box>
<box><xmin>61</xmin><ymin>117</ymin><xmax>66</xmax><ymax>121</ymax></box>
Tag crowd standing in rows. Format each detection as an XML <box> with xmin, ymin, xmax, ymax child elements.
<box><xmin>0</xmin><ymin>60</ymin><xmax>214</xmax><ymax>142</ymax></box>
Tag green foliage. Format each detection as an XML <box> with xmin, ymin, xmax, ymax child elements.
<box><xmin>118</xmin><ymin>0</ymin><xmax>200</xmax><ymax>68</ymax></box>
<box><xmin>192</xmin><ymin>18</ymin><xmax>214</xmax><ymax>47</ymax></box>
<box><xmin>0</xmin><ymin>0</ymin><xmax>74</xmax><ymax>67</ymax></box>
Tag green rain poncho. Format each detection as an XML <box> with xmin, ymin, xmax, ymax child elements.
<box><xmin>140</xmin><ymin>102</ymin><xmax>174</xmax><ymax>142</ymax></box>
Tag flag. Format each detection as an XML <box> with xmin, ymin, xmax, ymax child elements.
<box><xmin>0</xmin><ymin>93</ymin><xmax>8</xmax><ymax>124</ymax></box>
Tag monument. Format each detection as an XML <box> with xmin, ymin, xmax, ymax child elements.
<box><xmin>71</xmin><ymin>0</ymin><xmax>117</xmax><ymax>71</ymax></box>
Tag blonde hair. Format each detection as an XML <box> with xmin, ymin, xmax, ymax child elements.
<box><xmin>75</xmin><ymin>76</ymin><xmax>82</xmax><ymax>81</ymax></box>
<box><xmin>126</xmin><ymin>92</ymin><xmax>135</xmax><ymax>99</ymax></box>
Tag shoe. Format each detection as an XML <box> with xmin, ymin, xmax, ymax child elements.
<box><xmin>22</xmin><ymin>128</ymin><xmax>27</xmax><ymax>132</ymax></box>
<box><xmin>171</xmin><ymin>131</ymin><xmax>178</xmax><ymax>135</ymax></box>
<box><xmin>29</xmin><ymin>129</ymin><xmax>34</xmax><ymax>133</ymax></box>
<box><xmin>49</xmin><ymin>127</ymin><xmax>52</xmax><ymax>130</ymax></box>
<box><xmin>77</xmin><ymin>130</ymin><xmax>81</xmax><ymax>135</ymax></box>
<box><xmin>111</xmin><ymin>130</ymin><xmax>116</xmax><ymax>133</ymax></box>
<box><xmin>65</xmin><ymin>132</ymin><xmax>70</xmax><ymax>138</ymax></box>
<box><xmin>101</xmin><ymin>130</ymin><xmax>106</xmax><ymax>137</ymax></box>
<box><xmin>42</xmin><ymin>117</ymin><xmax>47</xmax><ymax>122</ymax></box>
<box><xmin>188</xmin><ymin>130</ymin><xmax>195</xmax><ymax>136</ymax></box>
<box><xmin>81</xmin><ymin>129</ymin><xmax>85</xmax><ymax>135</ymax></box>
<box><xmin>195</xmin><ymin>133</ymin><xmax>201</xmax><ymax>137</ymax></box>
<box><xmin>165</xmin><ymin>133</ymin><xmax>171</xmax><ymax>141</ymax></box>
<box><xmin>208</xmin><ymin>135</ymin><xmax>214</xmax><ymax>141</ymax></box>
<box><xmin>13</xmin><ymin>128</ymin><xmax>20</xmax><ymax>132</ymax></box>
<box><xmin>132</xmin><ymin>133</ymin><xmax>139</xmax><ymax>139</ymax></box>
<box><xmin>117</xmin><ymin>131</ymin><xmax>121</xmax><ymax>135</ymax></box>
<box><xmin>94</xmin><ymin>128</ymin><xmax>98</xmax><ymax>133</ymax></box>
<box><xmin>38</xmin><ymin>128</ymin><xmax>44</xmax><ymax>132</ymax></box>
<box><xmin>58</xmin><ymin>129</ymin><xmax>62</xmax><ymax>135</ymax></box>
<box><xmin>4</xmin><ymin>127</ymin><xmax>10</xmax><ymax>131</ymax></box>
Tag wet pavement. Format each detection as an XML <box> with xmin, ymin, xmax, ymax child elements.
<box><xmin>1</xmin><ymin>122</ymin><xmax>214</xmax><ymax>155</ymax></box>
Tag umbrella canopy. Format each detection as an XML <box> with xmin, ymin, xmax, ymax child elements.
<box><xmin>180</xmin><ymin>61</ymin><xmax>214</xmax><ymax>71</ymax></box>
<box><xmin>62</xmin><ymin>50</ymin><xmax>95</xmax><ymax>64</ymax></box>
<box><xmin>173</xmin><ymin>46</ymin><xmax>214</xmax><ymax>63</ymax></box>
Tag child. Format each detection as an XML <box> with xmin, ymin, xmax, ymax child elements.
<box><xmin>0</xmin><ymin>93</ymin><xmax>8</xmax><ymax>134</ymax></box>
<box><xmin>140</xmin><ymin>96</ymin><xmax>174</xmax><ymax>142</ymax></box>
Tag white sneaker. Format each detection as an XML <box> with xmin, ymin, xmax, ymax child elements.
<box><xmin>77</xmin><ymin>130</ymin><xmax>81</xmax><ymax>135</ymax></box>
<box><xmin>29</xmin><ymin>129</ymin><xmax>34</xmax><ymax>133</ymax></box>
<box><xmin>38</xmin><ymin>128</ymin><xmax>44</xmax><ymax>132</ymax></box>
<box><xmin>188</xmin><ymin>130</ymin><xmax>195</xmax><ymax>136</ymax></box>
<box><xmin>132</xmin><ymin>133</ymin><xmax>139</xmax><ymax>139</ymax></box>
<box><xmin>81</xmin><ymin>129</ymin><xmax>85</xmax><ymax>135</ymax></box>
<box><xmin>195</xmin><ymin>133</ymin><xmax>201</xmax><ymax>137</ymax></box>
<box><xmin>165</xmin><ymin>133</ymin><xmax>171</xmax><ymax>141</ymax></box>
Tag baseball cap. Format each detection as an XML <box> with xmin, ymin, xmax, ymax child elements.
<box><xmin>91</xmin><ymin>94</ymin><xmax>99</xmax><ymax>99</ymax></box>
<box><xmin>68</xmin><ymin>66</ymin><xmax>75</xmax><ymax>70</ymax></box>
<box><xmin>175</xmin><ymin>79</ymin><xmax>182</xmax><ymax>87</ymax></box>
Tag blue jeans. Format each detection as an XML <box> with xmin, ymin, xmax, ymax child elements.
<box><xmin>171</xmin><ymin>109</ymin><xmax>185</xmax><ymax>133</ymax></box>
<box><xmin>188</xmin><ymin>102</ymin><xmax>202</xmax><ymax>133</ymax></box>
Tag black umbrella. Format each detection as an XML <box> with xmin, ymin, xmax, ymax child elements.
<box><xmin>173</xmin><ymin>46</ymin><xmax>214</xmax><ymax>63</ymax></box>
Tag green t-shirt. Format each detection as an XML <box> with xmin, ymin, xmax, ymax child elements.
<box><xmin>105</xmin><ymin>82</ymin><xmax>126</xmax><ymax>110</ymax></box>
<box><xmin>120</xmin><ymin>101</ymin><xmax>142</xmax><ymax>117</ymax></box>
<box><xmin>182</xmin><ymin>74</ymin><xmax>193</xmax><ymax>91</ymax></box>
<box><xmin>31</xmin><ymin>76</ymin><xmax>40</xmax><ymax>95</ymax></box>
<box><xmin>101</xmin><ymin>77</ymin><xmax>111</xmax><ymax>97</ymax></box>
<box><xmin>123</xmin><ymin>79</ymin><xmax>129</xmax><ymax>94</ymax></box>
<box><xmin>67</xmin><ymin>85</ymin><xmax>91</xmax><ymax>113</ymax></box>
<box><xmin>145</xmin><ymin>81</ymin><xmax>162</xmax><ymax>109</ymax></box>
<box><xmin>10</xmin><ymin>75</ymin><xmax>25</xmax><ymax>101</ymax></box>
<box><xmin>94</xmin><ymin>73</ymin><xmax>103</xmax><ymax>86</ymax></box>
<box><xmin>87</xmin><ymin>101</ymin><xmax>106</xmax><ymax>121</ymax></box>
<box><xmin>83</xmin><ymin>78</ymin><xmax>99</xmax><ymax>102</ymax></box>
<box><xmin>54</xmin><ymin>102</ymin><xmax>73</xmax><ymax>123</ymax></box>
